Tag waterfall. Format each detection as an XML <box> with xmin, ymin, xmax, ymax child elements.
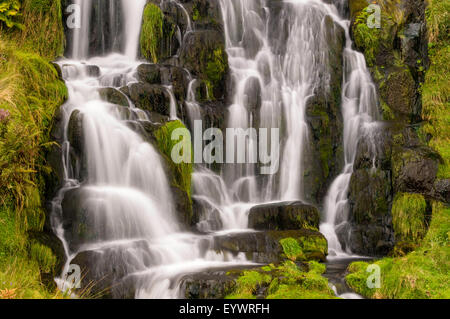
<box><xmin>54</xmin><ymin>0</ymin><xmax>382</xmax><ymax>299</ymax></box>
<box><xmin>193</xmin><ymin>0</ymin><xmax>380</xmax><ymax>257</ymax></box>
<box><xmin>53</xmin><ymin>0</ymin><xmax>251</xmax><ymax>299</ymax></box>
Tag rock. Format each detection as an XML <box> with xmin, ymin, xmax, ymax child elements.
<box><xmin>431</xmin><ymin>179</ymin><xmax>450</xmax><ymax>203</ymax></box>
<box><xmin>248</xmin><ymin>201</ymin><xmax>320</xmax><ymax>231</ymax></box>
<box><xmin>123</xmin><ymin>83</ymin><xmax>171</xmax><ymax>116</ymax></box>
<box><xmin>98</xmin><ymin>87</ymin><xmax>129</xmax><ymax>107</ymax></box>
<box><xmin>392</xmin><ymin>146</ymin><xmax>439</xmax><ymax>194</ymax></box>
<box><xmin>136</xmin><ymin>63</ymin><xmax>161</xmax><ymax>84</ymax></box>
<box><xmin>180</xmin><ymin>267</ymin><xmax>252</xmax><ymax>299</ymax></box>
<box><xmin>213</xmin><ymin>230</ymin><xmax>328</xmax><ymax>263</ymax></box>
<box><xmin>85</xmin><ymin>65</ymin><xmax>101</xmax><ymax>77</ymax></box>
<box><xmin>179</xmin><ymin>30</ymin><xmax>227</xmax><ymax>100</ymax></box>
<box><xmin>346</xmin><ymin>168</ymin><xmax>395</xmax><ymax>256</ymax></box>
<box><xmin>71</xmin><ymin>239</ymin><xmax>152</xmax><ymax>298</ymax></box>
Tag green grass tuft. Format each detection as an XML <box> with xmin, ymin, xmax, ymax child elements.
<box><xmin>392</xmin><ymin>193</ymin><xmax>428</xmax><ymax>242</ymax></box>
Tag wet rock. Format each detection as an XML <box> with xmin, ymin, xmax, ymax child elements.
<box><xmin>85</xmin><ymin>65</ymin><xmax>101</xmax><ymax>77</ymax></box>
<box><xmin>181</xmin><ymin>267</ymin><xmax>250</xmax><ymax>299</ymax></box>
<box><xmin>98</xmin><ymin>87</ymin><xmax>129</xmax><ymax>107</ymax></box>
<box><xmin>392</xmin><ymin>146</ymin><xmax>439</xmax><ymax>194</ymax></box>
<box><xmin>248</xmin><ymin>201</ymin><xmax>320</xmax><ymax>231</ymax></box>
<box><xmin>137</xmin><ymin>63</ymin><xmax>161</xmax><ymax>84</ymax></box>
<box><xmin>179</xmin><ymin>30</ymin><xmax>227</xmax><ymax>100</ymax></box>
<box><xmin>71</xmin><ymin>239</ymin><xmax>152</xmax><ymax>299</ymax></box>
<box><xmin>123</xmin><ymin>83</ymin><xmax>171</xmax><ymax>116</ymax></box>
<box><xmin>346</xmin><ymin>168</ymin><xmax>395</xmax><ymax>256</ymax></box>
<box><xmin>213</xmin><ymin>230</ymin><xmax>328</xmax><ymax>263</ymax></box>
<box><xmin>431</xmin><ymin>179</ymin><xmax>450</xmax><ymax>203</ymax></box>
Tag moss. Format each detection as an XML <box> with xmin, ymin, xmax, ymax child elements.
<box><xmin>392</xmin><ymin>193</ymin><xmax>428</xmax><ymax>242</ymax></box>
<box><xmin>140</xmin><ymin>3</ymin><xmax>164</xmax><ymax>63</ymax></box>
<box><xmin>420</xmin><ymin>0</ymin><xmax>450</xmax><ymax>179</ymax></box>
<box><xmin>154</xmin><ymin>120</ymin><xmax>193</xmax><ymax>200</ymax></box>
<box><xmin>226</xmin><ymin>261</ymin><xmax>337</xmax><ymax>299</ymax></box>
<box><xmin>346</xmin><ymin>202</ymin><xmax>450</xmax><ymax>299</ymax></box>
<box><xmin>205</xmin><ymin>47</ymin><xmax>227</xmax><ymax>99</ymax></box>
<box><xmin>278</xmin><ymin>233</ymin><xmax>328</xmax><ymax>262</ymax></box>
<box><xmin>280</xmin><ymin>238</ymin><xmax>304</xmax><ymax>261</ymax></box>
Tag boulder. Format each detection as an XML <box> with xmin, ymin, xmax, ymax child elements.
<box><xmin>98</xmin><ymin>87</ymin><xmax>129</xmax><ymax>107</ymax></box>
<box><xmin>248</xmin><ymin>201</ymin><xmax>320</xmax><ymax>231</ymax></box>
<box><xmin>122</xmin><ymin>83</ymin><xmax>171</xmax><ymax>116</ymax></box>
<box><xmin>213</xmin><ymin>230</ymin><xmax>328</xmax><ymax>263</ymax></box>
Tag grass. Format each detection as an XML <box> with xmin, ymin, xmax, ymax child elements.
<box><xmin>0</xmin><ymin>0</ymin><xmax>67</xmax><ymax>299</ymax></box>
<box><xmin>392</xmin><ymin>193</ymin><xmax>428</xmax><ymax>242</ymax></box>
<box><xmin>346</xmin><ymin>202</ymin><xmax>450</xmax><ymax>299</ymax></box>
<box><xmin>421</xmin><ymin>0</ymin><xmax>450</xmax><ymax>179</ymax></box>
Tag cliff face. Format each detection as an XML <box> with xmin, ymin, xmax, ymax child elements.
<box><xmin>341</xmin><ymin>0</ymin><xmax>448</xmax><ymax>256</ymax></box>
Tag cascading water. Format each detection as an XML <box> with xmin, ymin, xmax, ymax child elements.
<box><xmin>54</xmin><ymin>0</ymin><xmax>382</xmax><ymax>299</ymax></box>
<box><xmin>52</xmin><ymin>0</ymin><xmax>251</xmax><ymax>299</ymax></box>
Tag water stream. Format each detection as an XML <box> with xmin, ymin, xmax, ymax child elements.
<box><xmin>53</xmin><ymin>0</ymin><xmax>381</xmax><ymax>299</ymax></box>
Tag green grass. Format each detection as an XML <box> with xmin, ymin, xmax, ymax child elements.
<box><xmin>392</xmin><ymin>193</ymin><xmax>428</xmax><ymax>242</ymax></box>
<box><xmin>0</xmin><ymin>0</ymin><xmax>67</xmax><ymax>299</ymax></box>
<box><xmin>346</xmin><ymin>203</ymin><xmax>450</xmax><ymax>299</ymax></box>
<box><xmin>420</xmin><ymin>0</ymin><xmax>450</xmax><ymax>179</ymax></box>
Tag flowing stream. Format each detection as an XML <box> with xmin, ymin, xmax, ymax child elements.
<box><xmin>52</xmin><ymin>0</ymin><xmax>381</xmax><ymax>299</ymax></box>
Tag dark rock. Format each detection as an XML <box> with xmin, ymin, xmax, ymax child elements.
<box><xmin>213</xmin><ymin>230</ymin><xmax>328</xmax><ymax>263</ymax></box>
<box><xmin>71</xmin><ymin>239</ymin><xmax>152</xmax><ymax>298</ymax></box>
<box><xmin>179</xmin><ymin>30</ymin><xmax>227</xmax><ymax>100</ymax></box>
<box><xmin>98</xmin><ymin>87</ymin><xmax>129</xmax><ymax>107</ymax></box>
<box><xmin>392</xmin><ymin>146</ymin><xmax>439</xmax><ymax>194</ymax></box>
<box><xmin>137</xmin><ymin>63</ymin><xmax>161</xmax><ymax>84</ymax></box>
<box><xmin>85</xmin><ymin>65</ymin><xmax>101</xmax><ymax>77</ymax></box>
<box><xmin>248</xmin><ymin>201</ymin><xmax>320</xmax><ymax>231</ymax></box>
<box><xmin>346</xmin><ymin>168</ymin><xmax>395</xmax><ymax>256</ymax></box>
<box><xmin>431</xmin><ymin>179</ymin><xmax>450</xmax><ymax>203</ymax></box>
<box><xmin>123</xmin><ymin>83</ymin><xmax>171</xmax><ymax>116</ymax></box>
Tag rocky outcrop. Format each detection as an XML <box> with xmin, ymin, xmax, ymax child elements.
<box><xmin>213</xmin><ymin>230</ymin><xmax>328</xmax><ymax>263</ymax></box>
<box><xmin>248</xmin><ymin>201</ymin><xmax>320</xmax><ymax>231</ymax></box>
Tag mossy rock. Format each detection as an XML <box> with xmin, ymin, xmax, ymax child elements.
<box><xmin>140</xmin><ymin>3</ymin><xmax>178</xmax><ymax>63</ymax></box>
<box><xmin>213</xmin><ymin>230</ymin><xmax>328</xmax><ymax>263</ymax></box>
<box><xmin>152</xmin><ymin>120</ymin><xmax>193</xmax><ymax>225</ymax></box>
<box><xmin>179</xmin><ymin>30</ymin><xmax>228</xmax><ymax>100</ymax></box>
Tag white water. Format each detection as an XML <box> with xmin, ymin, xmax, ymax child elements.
<box><xmin>55</xmin><ymin>0</ymin><xmax>383</xmax><ymax>299</ymax></box>
<box><xmin>53</xmin><ymin>0</ymin><xmax>252</xmax><ymax>299</ymax></box>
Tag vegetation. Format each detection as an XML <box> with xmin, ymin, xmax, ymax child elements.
<box><xmin>421</xmin><ymin>0</ymin><xmax>450</xmax><ymax>179</ymax></box>
<box><xmin>226</xmin><ymin>261</ymin><xmax>337</xmax><ymax>299</ymax></box>
<box><xmin>140</xmin><ymin>3</ymin><xmax>164</xmax><ymax>63</ymax></box>
<box><xmin>154</xmin><ymin>120</ymin><xmax>193</xmax><ymax>199</ymax></box>
<box><xmin>0</xmin><ymin>0</ymin><xmax>23</xmax><ymax>30</ymax></box>
<box><xmin>392</xmin><ymin>193</ymin><xmax>428</xmax><ymax>242</ymax></box>
<box><xmin>346</xmin><ymin>203</ymin><xmax>450</xmax><ymax>299</ymax></box>
<box><xmin>0</xmin><ymin>0</ymin><xmax>67</xmax><ymax>299</ymax></box>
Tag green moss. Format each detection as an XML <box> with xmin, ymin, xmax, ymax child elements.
<box><xmin>280</xmin><ymin>238</ymin><xmax>304</xmax><ymax>261</ymax></box>
<box><xmin>226</xmin><ymin>261</ymin><xmax>337</xmax><ymax>299</ymax></box>
<box><xmin>278</xmin><ymin>234</ymin><xmax>327</xmax><ymax>262</ymax></box>
<box><xmin>346</xmin><ymin>203</ymin><xmax>450</xmax><ymax>299</ymax></box>
<box><xmin>140</xmin><ymin>3</ymin><xmax>164</xmax><ymax>63</ymax></box>
<box><xmin>392</xmin><ymin>193</ymin><xmax>428</xmax><ymax>242</ymax></box>
<box><xmin>421</xmin><ymin>0</ymin><xmax>449</xmax><ymax>179</ymax></box>
<box><xmin>0</xmin><ymin>0</ymin><xmax>23</xmax><ymax>30</ymax></box>
<box><xmin>205</xmin><ymin>47</ymin><xmax>227</xmax><ymax>99</ymax></box>
<box><xmin>154</xmin><ymin>120</ymin><xmax>193</xmax><ymax>199</ymax></box>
